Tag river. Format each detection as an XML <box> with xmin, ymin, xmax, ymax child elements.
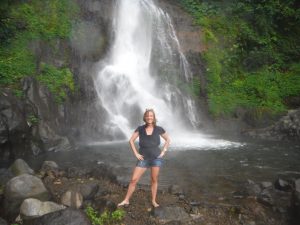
<box><xmin>27</xmin><ymin>136</ymin><xmax>300</xmax><ymax>203</ymax></box>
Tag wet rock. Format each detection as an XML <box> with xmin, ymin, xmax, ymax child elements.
<box><xmin>67</xmin><ymin>167</ymin><xmax>92</xmax><ymax>178</ymax></box>
<box><xmin>0</xmin><ymin>89</ymin><xmax>42</xmax><ymax>159</ymax></box>
<box><xmin>23</xmin><ymin>208</ymin><xmax>91</xmax><ymax>225</ymax></box>
<box><xmin>40</xmin><ymin>161</ymin><xmax>59</xmax><ymax>173</ymax></box>
<box><xmin>79</xmin><ymin>183</ymin><xmax>99</xmax><ymax>200</ymax></box>
<box><xmin>38</xmin><ymin>121</ymin><xmax>72</xmax><ymax>152</ymax></box>
<box><xmin>245</xmin><ymin>221</ymin><xmax>256</xmax><ymax>225</ymax></box>
<box><xmin>292</xmin><ymin>192</ymin><xmax>300</xmax><ymax>221</ymax></box>
<box><xmin>105</xmin><ymin>200</ymin><xmax>117</xmax><ymax>213</ymax></box>
<box><xmin>294</xmin><ymin>179</ymin><xmax>300</xmax><ymax>193</ymax></box>
<box><xmin>168</xmin><ymin>184</ymin><xmax>184</xmax><ymax>195</ymax></box>
<box><xmin>0</xmin><ymin>114</ymin><xmax>8</xmax><ymax>145</ymax></box>
<box><xmin>0</xmin><ymin>218</ymin><xmax>8</xmax><ymax>225</ymax></box>
<box><xmin>40</xmin><ymin>161</ymin><xmax>61</xmax><ymax>178</ymax></box>
<box><xmin>9</xmin><ymin>158</ymin><xmax>34</xmax><ymax>176</ymax></box>
<box><xmin>274</xmin><ymin>178</ymin><xmax>291</xmax><ymax>192</ymax></box>
<box><xmin>232</xmin><ymin>190</ymin><xmax>248</xmax><ymax>199</ymax></box>
<box><xmin>191</xmin><ymin>206</ymin><xmax>200</xmax><ymax>214</ymax></box>
<box><xmin>94</xmin><ymin>187</ymin><xmax>110</xmax><ymax>198</ymax></box>
<box><xmin>257</xmin><ymin>189</ymin><xmax>274</xmax><ymax>207</ymax></box>
<box><xmin>243</xmin><ymin>108</ymin><xmax>300</xmax><ymax>141</ymax></box>
<box><xmin>152</xmin><ymin>206</ymin><xmax>191</xmax><ymax>224</ymax></box>
<box><xmin>20</xmin><ymin>198</ymin><xmax>66</xmax><ymax>220</ymax></box>
<box><xmin>291</xmin><ymin>179</ymin><xmax>300</xmax><ymax>222</ymax></box>
<box><xmin>189</xmin><ymin>201</ymin><xmax>201</xmax><ymax>206</ymax></box>
<box><xmin>91</xmin><ymin>164</ymin><xmax>117</xmax><ymax>182</ymax></box>
<box><xmin>0</xmin><ymin>169</ymin><xmax>13</xmax><ymax>186</ymax></box>
<box><xmin>178</xmin><ymin>194</ymin><xmax>185</xmax><ymax>200</ymax></box>
<box><xmin>61</xmin><ymin>190</ymin><xmax>83</xmax><ymax>209</ymax></box>
<box><xmin>246</xmin><ymin>180</ymin><xmax>262</xmax><ymax>196</ymax></box>
<box><xmin>4</xmin><ymin>174</ymin><xmax>49</xmax><ymax>219</ymax></box>
<box><xmin>261</xmin><ymin>181</ymin><xmax>273</xmax><ymax>189</ymax></box>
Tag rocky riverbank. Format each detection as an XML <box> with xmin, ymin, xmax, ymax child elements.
<box><xmin>243</xmin><ymin>108</ymin><xmax>300</xmax><ymax>141</ymax></box>
<box><xmin>0</xmin><ymin>158</ymin><xmax>299</xmax><ymax>225</ymax></box>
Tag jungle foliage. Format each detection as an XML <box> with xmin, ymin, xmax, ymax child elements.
<box><xmin>178</xmin><ymin>0</ymin><xmax>300</xmax><ymax>117</ymax></box>
<box><xmin>0</xmin><ymin>0</ymin><xmax>77</xmax><ymax>102</ymax></box>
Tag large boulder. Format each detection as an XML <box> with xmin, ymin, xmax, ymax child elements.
<box><xmin>23</xmin><ymin>208</ymin><xmax>91</xmax><ymax>225</ymax></box>
<box><xmin>20</xmin><ymin>198</ymin><xmax>66</xmax><ymax>220</ymax></box>
<box><xmin>9</xmin><ymin>158</ymin><xmax>34</xmax><ymax>176</ymax></box>
<box><xmin>4</xmin><ymin>174</ymin><xmax>49</xmax><ymax>219</ymax></box>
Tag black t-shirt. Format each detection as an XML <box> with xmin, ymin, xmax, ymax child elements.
<box><xmin>135</xmin><ymin>125</ymin><xmax>166</xmax><ymax>159</ymax></box>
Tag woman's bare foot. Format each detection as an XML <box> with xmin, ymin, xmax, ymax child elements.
<box><xmin>117</xmin><ymin>200</ymin><xmax>130</xmax><ymax>207</ymax></box>
<box><xmin>152</xmin><ymin>201</ymin><xmax>159</xmax><ymax>208</ymax></box>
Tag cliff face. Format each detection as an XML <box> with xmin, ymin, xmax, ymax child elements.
<box><xmin>0</xmin><ymin>0</ymin><xmax>115</xmax><ymax>163</ymax></box>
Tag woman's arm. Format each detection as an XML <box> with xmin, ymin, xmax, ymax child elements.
<box><xmin>129</xmin><ymin>131</ymin><xmax>144</xmax><ymax>160</ymax></box>
<box><xmin>158</xmin><ymin>132</ymin><xmax>170</xmax><ymax>158</ymax></box>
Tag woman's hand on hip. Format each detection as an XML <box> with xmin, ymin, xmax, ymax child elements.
<box><xmin>158</xmin><ymin>150</ymin><xmax>166</xmax><ymax>158</ymax></box>
<box><xmin>135</xmin><ymin>153</ymin><xmax>144</xmax><ymax>160</ymax></box>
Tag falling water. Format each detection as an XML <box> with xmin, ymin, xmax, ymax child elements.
<box><xmin>93</xmin><ymin>0</ymin><xmax>242</xmax><ymax>149</ymax></box>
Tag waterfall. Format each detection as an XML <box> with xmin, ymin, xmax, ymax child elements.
<box><xmin>94</xmin><ymin>0</ymin><xmax>198</xmax><ymax>138</ymax></box>
<box><xmin>93</xmin><ymin>0</ymin><xmax>242</xmax><ymax>149</ymax></box>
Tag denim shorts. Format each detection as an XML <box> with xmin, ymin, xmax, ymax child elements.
<box><xmin>136</xmin><ymin>158</ymin><xmax>163</xmax><ymax>168</ymax></box>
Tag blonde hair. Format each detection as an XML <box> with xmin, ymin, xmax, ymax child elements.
<box><xmin>143</xmin><ymin>109</ymin><xmax>157</xmax><ymax>126</ymax></box>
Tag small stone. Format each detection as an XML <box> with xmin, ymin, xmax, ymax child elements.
<box><xmin>261</xmin><ymin>181</ymin><xmax>272</xmax><ymax>189</ymax></box>
<box><xmin>61</xmin><ymin>190</ymin><xmax>83</xmax><ymax>209</ymax></box>
<box><xmin>40</xmin><ymin>161</ymin><xmax>59</xmax><ymax>173</ymax></box>
<box><xmin>274</xmin><ymin>178</ymin><xmax>291</xmax><ymax>192</ymax></box>
<box><xmin>189</xmin><ymin>201</ymin><xmax>201</xmax><ymax>206</ymax></box>
<box><xmin>178</xmin><ymin>194</ymin><xmax>185</xmax><ymax>200</ymax></box>
<box><xmin>53</xmin><ymin>180</ymin><xmax>62</xmax><ymax>185</ymax></box>
<box><xmin>191</xmin><ymin>206</ymin><xmax>200</xmax><ymax>214</ymax></box>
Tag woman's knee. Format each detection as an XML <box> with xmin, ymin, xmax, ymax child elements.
<box><xmin>130</xmin><ymin>178</ymin><xmax>139</xmax><ymax>186</ymax></box>
<box><xmin>151</xmin><ymin>177</ymin><xmax>158</xmax><ymax>184</ymax></box>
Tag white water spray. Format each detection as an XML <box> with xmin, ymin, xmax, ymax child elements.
<box><xmin>93</xmin><ymin>0</ymin><xmax>242</xmax><ymax>149</ymax></box>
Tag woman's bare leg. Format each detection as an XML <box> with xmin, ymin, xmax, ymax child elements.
<box><xmin>118</xmin><ymin>167</ymin><xmax>147</xmax><ymax>205</ymax></box>
<box><xmin>151</xmin><ymin>166</ymin><xmax>160</xmax><ymax>207</ymax></box>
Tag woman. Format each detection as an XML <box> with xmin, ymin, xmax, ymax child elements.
<box><xmin>118</xmin><ymin>109</ymin><xmax>170</xmax><ymax>208</ymax></box>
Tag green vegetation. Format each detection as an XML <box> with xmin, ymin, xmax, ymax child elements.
<box><xmin>38</xmin><ymin>63</ymin><xmax>75</xmax><ymax>102</ymax></box>
<box><xmin>0</xmin><ymin>0</ymin><xmax>77</xmax><ymax>102</ymax></box>
<box><xmin>178</xmin><ymin>0</ymin><xmax>300</xmax><ymax>117</ymax></box>
<box><xmin>85</xmin><ymin>205</ymin><xmax>125</xmax><ymax>225</ymax></box>
<box><xmin>27</xmin><ymin>114</ymin><xmax>39</xmax><ymax>126</ymax></box>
